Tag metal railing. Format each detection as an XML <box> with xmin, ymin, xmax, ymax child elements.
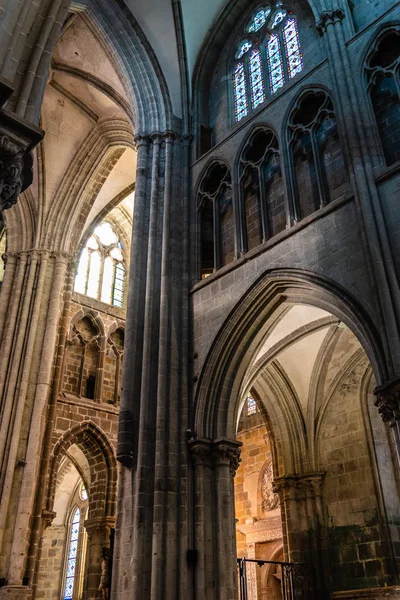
<box><xmin>237</xmin><ymin>557</ymin><xmax>316</xmax><ymax>600</ymax></box>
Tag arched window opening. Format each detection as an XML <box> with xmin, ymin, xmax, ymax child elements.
<box><xmin>233</xmin><ymin>8</ymin><xmax>303</xmax><ymax>122</ymax></box>
<box><xmin>366</xmin><ymin>30</ymin><xmax>400</xmax><ymax>166</ymax></box>
<box><xmin>0</xmin><ymin>227</ymin><xmax>6</xmax><ymax>285</ymax></box>
<box><xmin>198</xmin><ymin>163</ymin><xmax>233</xmax><ymax>277</ymax></box>
<box><xmin>240</xmin><ymin>129</ymin><xmax>286</xmax><ymax>252</ymax></box>
<box><xmin>288</xmin><ymin>91</ymin><xmax>348</xmax><ymax>220</ymax></box>
<box><xmin>63</xmin><ymin>316</ymin><xmax>101</xmax><ymax>401</ymax></box>
<box><xmin>104</xmin><ymin>327</ymin><xmax>125</xmax><ymax>405</ymax></box>
<box><xmin>63</xmin><ymin>507</ymin><xmax>81</xmax><ymax>600</ymax></box>
<box><xmin>75</xmin><ymin>222</ymin><xmax>126</xmax><ymax>308</ymax></box>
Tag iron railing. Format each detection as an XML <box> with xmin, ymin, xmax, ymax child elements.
<box><xmin>237</xmin><ymin>557</ymin><xmax>316</xmax><ymax>600</ymax></box>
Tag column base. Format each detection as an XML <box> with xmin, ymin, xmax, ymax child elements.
<box><xmin>333</xmin><ymin>587</ymin><xmax>400</xmax><ymax>599</ymax></box>
<box><xmin>0</xmin><ymin>586</ymin><xmax>32</xmax><ymax>599</ymax></box>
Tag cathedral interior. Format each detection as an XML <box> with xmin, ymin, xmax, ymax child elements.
<box><xmin>0</xmin><ymin>0</ymin><xmax>399</xmax><ymax>599</ymax></box>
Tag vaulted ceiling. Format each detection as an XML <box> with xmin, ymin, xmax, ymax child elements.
<box><xmin>123</xmin><ymin>0</ymin><xmax>229</xmax><ymax>114</ymax></box>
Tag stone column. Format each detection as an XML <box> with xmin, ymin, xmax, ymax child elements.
<box><xmin>0</xmin><ymin>252</ymin><xmax>71</xmax><ymax>598</ymax></box>
<box><xmin>189</xmin><ymin>438</ymin><xmax>241</xmax><ymax>600</ymax></box>
<box><xmin>273</xmin><ymin>472</ymin><xmax>326</xmax><ymax>596</ymax></box>
<box><xmin>84</xmin><ymin>516</ymin><xmax>115</xmax><ymax>600</ymax></box>
<box><xmin>112</xmin><ymin>132</ymin><xmax>191</xmax><ymax>600</ymax></box>
<box><xmin>246</xmin><ymin>543</ymin><xmax>258</xmax><ymax>600</ymax></box>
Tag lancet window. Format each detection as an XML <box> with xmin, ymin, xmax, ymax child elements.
<box><xmin>198</xmin><ymin>162</ymin><xmax>234</xmax><ymax>277</ymax></box>
<box><xmin>288</xmin><ymin>90</ymin><xmax>348</xmax><ymax>220</ymax></box>
<box><xmin>75</xmin><ymin>222</ymin><xmax>125</xmax><ymax>308</ymax></box>
<box><xmin>62</xmin><ymin>316</ymin><xmax>101</xmax><ymax>401</ymax></box>
<box><xmin>239</xmin><ymin>128</ymin><xmax>286</xmax><ymax>252</ymax></box>
<box><xmin>365</xmin><ymin>29</ymin><xmax>400</xmax><ymax>166</ymax></box>
<box><xmin>233</xmin><ymin>7</ymin><xmax>303</xmax><ymax>122</ymax></box>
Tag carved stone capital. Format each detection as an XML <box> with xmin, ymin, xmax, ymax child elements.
<box><xmin>189</xmin><ymin>438</ymin><xmax>242</xmax><ymax>476</ymax></box>
<box><xmin>0</xmin><ymin>77</ymin><xmax>43</xmax><ymax>213</ymax></box>
<box><xmin>188</xmin><ymin>438</ymin><xmax>214</xmax><ymax>469</ymax></box>
<box><xmin>374</xmin><ymin>378</ymin><xmax>400</xmax><ymax>427</ymax></box>
<box><xmin>316</xmin><ymin>8</ymin><xmax>345</xmax><ymax>33</ymax></box>
<box><xmin>84</xmin><ymin>516</ymin><xmax>115</xmax><ymax>535</ymax></box>
<box><xmin>212</xmin><ymin>439</ymin><xmax>242</xmax><ymax>477</ymax></box>
<box><xmin>273</xmin><ymin>472</ymin><xmax>325</xmax><ymax>499</ymax></box>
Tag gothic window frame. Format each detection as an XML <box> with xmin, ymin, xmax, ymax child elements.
<box><xmin>74</xmin><ymin>221</ymin><xmax>126</xmax><ymax>309</ymax></box>
<box><xmin>197</xmin><ymin>160</ymin><xmax>234</xmax><ymax>278</ymax></box>
<box><xmin>238</xmin><ymin>126</ymin><xmax>286</xmax><ymax>252</ymax></box>
<box><xmin>364</xmin><ymin>27</ymin><xmax>400</xmax><ymax>168</ymax></box>
<box><xmin>62</xmin><ymin>313</ymin><xmax>103</xmax><ymax>402</ymax></box>
<box><xmin>106</xmin><ymin>325</ymin><xmax>125</xmax><ymax>406</ymax></box>
<box><xmin>287</xmin><ymin>88</ymin><xmax>343</xmax><ymax>221</ymax></box>
<box><xmin>232</xmin><ymin>6</ymin><xmax>303</xmax><ymax>123</ymax></box>
<box><xmin>61</xmin><ymin>484</ymin><xmax>88</xmax><ymax>600</ymax></box>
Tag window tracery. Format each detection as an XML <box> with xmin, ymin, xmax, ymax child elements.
<box><xmin>233</xmin><ymin>7</ymin><xmax>303</xmax><ymax>122</ymax></box>
<box><xmin>75</xmin><ymin>222</ymin><xmax>125</xmax><ymax>308</ymax></box>
<box><xmin>198</xmin><ymin>163</ymin><xmax>233</xmax><ymax>277</ymax></box>
<box><xmin>239</xmin><ymin>128</ymin><xmax>285</xmax><ymax>252</ymax></box>
<box><xmin>365</xmin><ymin>29</ymin><xmax>400</xmax><ymax>166</ymax></box>
<box><xmin>63</xmin><ymin>316</ymin><xmax>101</xmax><ymax>400</ymax></box>
<box><xmin>288</xmin><ymin>91</ymin><xmax>348</xmax><ymax>220</ymax></box>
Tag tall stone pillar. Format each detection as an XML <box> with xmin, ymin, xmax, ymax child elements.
<box><xmin>273</xmin><ymin>473</ymin><xmax>326</xmax><ymax>595</ymax></box>
<box><xmin>189</xmin><ymin>438</ymin><xmax>241</xmax><ymax>600</ymax></box>
<box><xmin>0</xmin><ymin>251</ymin><xmax>71</xmax><ymax>599</ymax></box>
<box><xmin>112</xmin><ymin>131</ymin><xmax>191</xmax><ymax>600</ymax></box>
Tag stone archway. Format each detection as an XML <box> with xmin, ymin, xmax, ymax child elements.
<box><xmin>39</xmin><ymin>422</ymin><xmax>117</xmax><ymax>599</ymax></box>
<box><xmin>191</xmin><ymin>270</ymin><xmax>395</xmax><ymax>600</ymax></box>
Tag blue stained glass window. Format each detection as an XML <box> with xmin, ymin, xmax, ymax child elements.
<box><xmin>113</xmin><ymin>263</ymin><xmax>125</xmax><ymax>308</ymax></box>
<box><xmin>249</xmin><ymin>49</ymin><xmax>265</xmax><ymax>109</ymax></box>
<box><xmin>237</xmin><ymin>41</ymin><xmax>252</xmax><ymax>59</ymax></box>
<box><xmin>247</xmin><ymin>393</ymin><xmax>257</xmax><ymax>415</ymax></box>
<box><xmin>283</xmin><ymin>18</ymin><xmax>303</xmax><ymax>79</ymax></box>
<box><xmin>248</xmin><ymin>8</ymin><xmax>271</xmax><ymax>32</ymax></box>
<box><xmin>271</xmin><ymin>10</ymin><xmax>287</xmax><ymax>28</ymax></box>
<box><xmin>267</xmin><ymin>34</ymin><xmax>285</xmax><ymax>94</ymax></box>
<box><xmin>234</xmin><ymin>62</ymin><xmax>248</xmax><ymax>122</ymax></box>
<box><xmin>63</xmin><ymin>508</ymin><xmax>80</xmax><ymax>600</ymax></box>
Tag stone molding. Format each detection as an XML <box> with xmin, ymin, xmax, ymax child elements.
<box><xmin>188</xmin><ymin>437</ymin><xmax>242</xmax><ymax>476</ymax></box>
<box><xmin>316</xmin><ymin>8</ymin><xmax>345</xmax><ymax>33</ymax></box>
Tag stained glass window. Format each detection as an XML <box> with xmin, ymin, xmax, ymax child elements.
<box><xmin>247</xmin><ymin>393</ymin><xmax>257</xmax><ymax>415</ymax></box>
<box><xmin>249</xmin><ymin>49</ymin><xmax>265</xmax><ymax>109</ymax></box>
<box><xmin>234</xmin><ymin>62</ymin><xmax>248</xmax><ymax>121</ymax></box>
<box><xmin>237</xmin><ymin>41</ymin><xmax>252</xmax><ymax>59</ymax></box>
<box><xmin>248</xmin><ymin>8</ymin><xmax>271</xmax><ymax>32</ymax></box>
<box><xmin>271</xmin><ymin>10</ymin><xmax>287</xmax><ymax>28</ymax></box>
<box><xmin>283</xmin><ymin>18</ymin><xmax>303</xmax><ymax>79</ymax></box>
<box><xmin>63</xmin><ymin>508</ymin><xmax>80</xmax><ymax>600</ymax></box>
<box><xmin>80</xmin><ymin>484</ymin><xmax>88</xmax><ymax>501</ymax></box>
<box><xmin>75</xmin><ymin>222</ymin><xmax>126</xmax><ymax>307</ymax></box>
<box><xmin>267</xmin><ymin>33</ymin><xmax>285</xmax><ymax>94</ymax></box>
<box><xmin>233</xmin><ymin>10</ymin><xmax>303</xmax><ymax>121</ymax></box>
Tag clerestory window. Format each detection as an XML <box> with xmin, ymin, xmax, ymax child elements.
<box><xmin>233</xmin><ymin>7</ymin><xmax>303</xmax><ymax>122</ymax></box>
<box><xmin>75</xmin><ymin>222</ymin><xmax>125</xmax><ymax>308</ymax></box>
